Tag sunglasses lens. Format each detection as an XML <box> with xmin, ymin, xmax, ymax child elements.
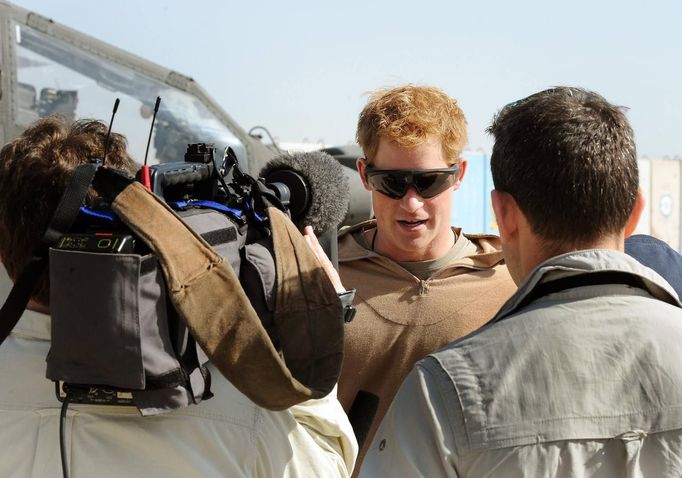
<box><xmin>414</xmin><ymin>172</ymin><xmax>456</xmax><ymax>198</ymax></box>
<box><xmin>367</xmin><ymin>172</ymin><xmax>407</xmax><ymax>199</ymax></box>
<box><xmin>366</xmin><ymin>167</ymin><xmax>458</xmax><ymax>199</ymax></box>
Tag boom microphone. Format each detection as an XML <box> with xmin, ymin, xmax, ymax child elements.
<box><xmin>259</xmin><ymin>151</ymin><xmax>350</xmax><ymax>235</ymax></box>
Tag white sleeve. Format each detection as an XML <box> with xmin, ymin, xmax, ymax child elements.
<box><xmin>289</xmin><ymin>384</ymin><xmax>359</xmax><ymax>475</ymax></box>
<box><xmin>255</xmin><ymin>384</ymin><xmax>359</xmax><ymax>478</ymax></box>
<box><xmin>359</xmin><ymin>363</ymin><xmax>460</xmax><ymax>478</ymax></box>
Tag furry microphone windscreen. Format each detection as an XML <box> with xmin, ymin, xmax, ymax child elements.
<box><xmin>259</xmin><ymin>151</ymin><xmax>350</xmax><ymax>234</ymax></box>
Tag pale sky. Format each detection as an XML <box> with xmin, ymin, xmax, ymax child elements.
<box><xmin>11</xmin><ymin>0</ymin><xmax>682</xmax><ymax>157</ymax></box>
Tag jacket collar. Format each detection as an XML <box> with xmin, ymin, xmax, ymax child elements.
<box><xmin>493</xmin><ymin>249</ymin><xmax>682</xmax><ymax>322</ymax></box>
<box><xmin>338</xmin><ymin>220</ymin><xmax>505</xmax><ymax>271</ymax></box>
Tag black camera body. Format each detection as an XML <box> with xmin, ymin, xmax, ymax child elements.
<box><xmin>147</xmin><ymin>143</ymin><xmax>218</xmax><ymax>202</ymax></box>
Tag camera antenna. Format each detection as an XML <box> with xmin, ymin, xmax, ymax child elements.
<box><xmin>101</xmin><ymin>98</ymin><xmax>120</xmax><ymax>167</ymax></box>
<box><xmin>140</xmin><ymin>96</ymin><xmax>161</xmax><ymax>191</ymax></box>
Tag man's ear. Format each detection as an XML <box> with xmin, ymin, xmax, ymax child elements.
<box><xmin>453</xmin><ymin>158</ymin><xmax>467</xmax><ymax>191</ymax></box>
<box><xmin>357</xmin><ymin>158</ymin><xmax>371</xmax><ymax>191</ymax></box>
<box><xmin>491</xmin><ymin>189</ymin><xmax>519</xmax><ymax>243</ymax></box>
<box><xmin>624</xmin><ymin>189</ymin><xmax>645</xmax><ymax>238</ymax></box>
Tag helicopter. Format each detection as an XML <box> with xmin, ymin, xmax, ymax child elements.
<box><xmin>0</xmin><ymin>0</ymin><xmax>374</xmax><ymax>300</ymax></box>
<box><xmin>0</xmin><ymin>0</ymin><xmax>372</xmax><ymax>225</ymax></box>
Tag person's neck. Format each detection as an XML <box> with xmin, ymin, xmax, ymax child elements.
<box><xmin>521</xmin><ymin>232</ymin><xmax>624</xmax><ymax>280</ymax></box>
<box><xmin>369</xmin><ymin>227</ymin><xmax>456</xmax><ymax>262</ymax></box>
<box><xmin>27</xmin><ymin>299</ymin><xmax>50</xmax><ymax>315</ymax></box>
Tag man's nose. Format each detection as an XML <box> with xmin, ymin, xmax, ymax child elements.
<box><xmin>399</xmin><ymin>187</ymin><xmax>424</xmax><ymax>212</ymax></box>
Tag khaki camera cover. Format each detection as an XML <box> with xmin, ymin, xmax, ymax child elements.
<box><xmin>108</xmin><ymin>182</ymin><xmax>344</xmax><ymax>410</ymax></box>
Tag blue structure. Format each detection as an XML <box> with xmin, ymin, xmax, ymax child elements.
<box><xmin>451</xmin><ymin>151</ymin><xmax>497</xmax><ymax>234</ymax></box>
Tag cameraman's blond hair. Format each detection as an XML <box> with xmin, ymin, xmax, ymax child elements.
<box><xmin>356</xmin><ymin>85</ymin><xmax>467</xmax><ymax>165</ymax></box>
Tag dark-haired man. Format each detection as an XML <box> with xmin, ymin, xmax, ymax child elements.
<box><xmin>0</xmin><ymin>116</ymin><xmax>357</xmax><ymax>477</ymax></box>
<box><xmin>361</xmin><ymin>87</ymin><xmax>682</xmax><ymax>477</ymax></box>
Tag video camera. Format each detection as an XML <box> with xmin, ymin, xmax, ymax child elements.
<box><xmin>4</xmin><ymin>139</ymin><xmax>351</xmax><ymax>416</ymax></box>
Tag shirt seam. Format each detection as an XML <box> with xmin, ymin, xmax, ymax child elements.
<box><xmin>421</xmin><ymin>356</ymin><xmax>473</xmax><ymax>457</ymax></box>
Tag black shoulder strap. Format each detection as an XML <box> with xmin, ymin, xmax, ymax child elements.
<box><xmin>515</xmin><ymin>270</ymin><xmax>652</xmax><ymax>312</ymax></box>
<box><xmin>0</xmin><ymin>162</ymin><xmax>100</xmax><ymax>346</ymax></box>
<box><xmin>0</xmin><ymin>256</ymin><xmax>48</xmax><ymax>344</ymax></box>
<box><xmin>42</xmin><ymin>162</ymin><xmax>101</xmax><ymax>246</ymax></box>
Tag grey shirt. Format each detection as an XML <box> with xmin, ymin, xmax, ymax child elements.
<box><xmin>361</xmin><ymin>249</ymin><xmax>682</xmax><ymax>478</ymax></box>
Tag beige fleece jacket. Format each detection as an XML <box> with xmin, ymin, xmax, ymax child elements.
<box><xmin>337</xmin><ymin>220</ymin><xmax>517</xmax><ymax>473</ymax></box>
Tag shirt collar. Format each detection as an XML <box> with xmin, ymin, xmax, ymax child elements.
<box><xmin>493</xmin><ymin>249</ymin><xmax>681</xmax><ymax>322</ymax></box>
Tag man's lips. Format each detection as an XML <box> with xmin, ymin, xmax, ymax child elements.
<box><xmin>397</xmin><ymin>219</ymin><xmax>428</xmax><ymax>227</ymax></box>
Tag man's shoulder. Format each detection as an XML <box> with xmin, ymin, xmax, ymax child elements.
<box><xmin>423</xmin><ymin>258</ymin><xmax>682</xmax><ymax>377</ymax></box>
<box><xmin>420</xmin><ymin>275</ymin><xmax>682</xmax><ymax>452</ymax></box>
<box><xmin>457</xmin><ymin>230</ymin><xmax>506</xmax><ymax>267</ymax></box>
<box><xmin>461</xmin><ymin>231</ymin><xmax>502</xmax><ymax>244</ymax></box>
<box><xmin>419</xmin><ymin>229</ymin><xmax>508</xmax><ymax>276</ymax></box>
<box><xmin>428</xmin><ymin>263</ymin><xmax>682</xmax><ymax>363</ymax></box>
<box><xmin>338</xmin><ymin>221</ymin><xmax>376</xmax><ymax>263</ymax></box>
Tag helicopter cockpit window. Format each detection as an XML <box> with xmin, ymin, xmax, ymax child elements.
<box><xmin>13</xmin><ymin>23</ymin><xmax>243</xmax><ymax>165</ymax></box>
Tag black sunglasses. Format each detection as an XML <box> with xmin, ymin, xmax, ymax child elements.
<box><xmin>364</xmin><ymin>164</ymin><xmax>459</xmax><ymax>199</ymax></box>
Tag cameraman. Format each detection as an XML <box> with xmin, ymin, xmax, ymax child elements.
<box><xmin>0</xmin><ymin>116</ymin><xmax>357</xmax><ymax>477</ymax></box>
